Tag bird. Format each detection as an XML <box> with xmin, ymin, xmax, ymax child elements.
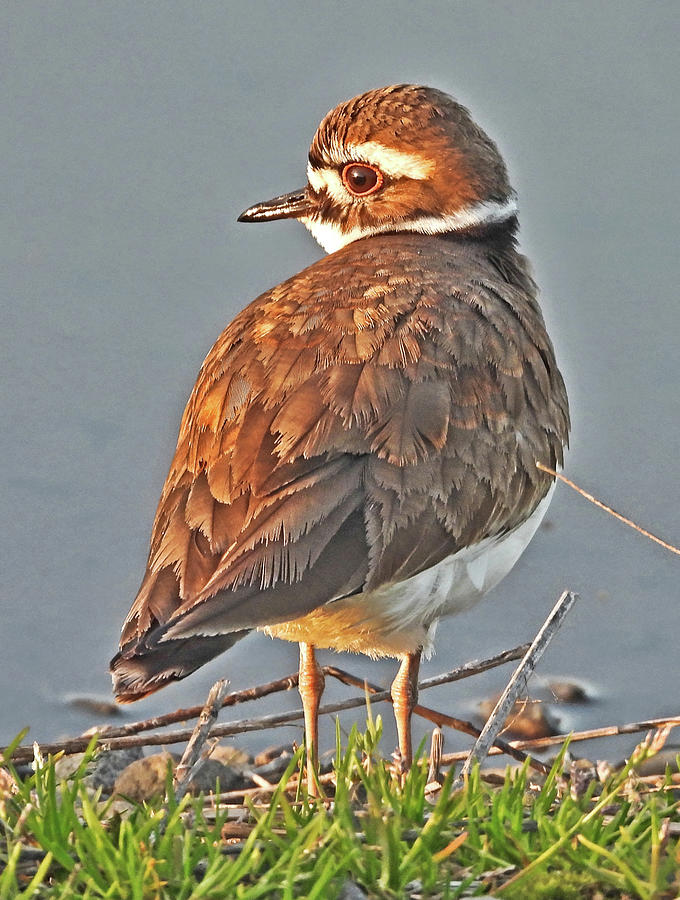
<box><xmin>110</xmin><ymin>84</ymin><xmax>569</xmax><ymax>790</ymax></box>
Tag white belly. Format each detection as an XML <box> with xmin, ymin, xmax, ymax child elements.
<box><xmin>262</xmin><ymin>485</ymin><xmax>555</xmax><ymax>658</ymax></box>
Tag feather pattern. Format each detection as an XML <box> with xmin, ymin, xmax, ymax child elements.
<box><xmin>111</xmin><ymin>225</ymin><xmax>569</xmax><ymax>699</ymax></box>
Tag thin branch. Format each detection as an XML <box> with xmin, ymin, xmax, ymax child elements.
<box><xmin>325</xmin><ymin>659</ymin><xmax>550</xmax><ymax>776</ymax></box>
<box><xmin>437</xmin><ymin>717</ymin><xmax>680</xmax><ymax>766</ymax></box>
<box><xmin>427</xmin><ymin>728</ymin><xmax>444</xmax><ymax>786</ymax></box>
<box><xmin>537</xmin><ymin>462</ymin><xmax>680</xmax><ymax>557</ymax></box>
<box><xmin>6</xmin><ymin>690</ymin><xmax>521</xmax><ymax>766</ymax></box>
<box><xmin>413</xmin><ymin>703</ymin><xmax>549</xmax><ymax>776</ymax></box>
<box><xmin>457</xmin><ymin>590</ymin><xmax>578</xmax><ymax>780</ymax></box>
<box><xmin>210</xmin><ymin>715</ymin><xmax>680</xmax><ymax>804</ymax></box>
<box><xmin>3</xmin><ymin>645</ymin><xmax>529</xmax><ymax>764</ymax></box>
<box><xmin>509</xmin><ymin>715</ymin><xmax>680</xmax><ymax>752</ymax></box>
<box><xmin>418</xmin><ymin>644</ymin><xmax>532</xmax><ymax>690</ymax></box>
<box><xmin>173</xmin><ymin>679</ymin><xmax>230</xmax><ymax>802</ymax></box>
<box><xmin>96</xmin><ymin>673</ymin><xmax>302</xmax><ymax>741</ymax></box>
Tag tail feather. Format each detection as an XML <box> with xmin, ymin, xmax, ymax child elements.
<box><xmin>110</xmin><ymin>630</ymin><xmax>248</xmax><ymax>703</ymax></box>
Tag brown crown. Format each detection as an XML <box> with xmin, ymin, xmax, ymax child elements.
<box><xmin>307</xmin><ymin>84</ymin><xmax>513</xmax><ymax>231</ymax></box>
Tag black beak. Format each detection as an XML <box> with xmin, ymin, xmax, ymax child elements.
<box><xmin>237</xmin><ymin>188</ymin><xmax>313</xmax><ymax>223</ymax></box>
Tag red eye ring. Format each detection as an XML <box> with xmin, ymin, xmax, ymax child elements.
<box><xmin>341</xmin><ymin>162</ymin><xmax>384</xmax><ymax>197</ymax></box>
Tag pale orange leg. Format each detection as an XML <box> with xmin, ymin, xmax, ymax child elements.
<box><xmin>298</xmin><ymin>642</ymin><xmax>325</xmax><ymax>796</ymax></box>
<box><xmin>391</xmin><ymin>650</ymin><xmax>421</xmax><ymax>771</ymax></box>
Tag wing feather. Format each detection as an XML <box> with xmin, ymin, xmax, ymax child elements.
<box><xmin>116</xmin><ymin>230</ymin><xmax>569</xmax><ymax>666</ymax></box>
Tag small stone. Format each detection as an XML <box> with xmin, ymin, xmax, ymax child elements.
<box><xmin>254</xmin><ymin>744</ymin><xmax>289</xmax><ymax>767</ymax></box>
<box><xmin>478</xmin><ymin>695</ymin><xmax>558</xmax><ymax>740</ymax></box>
<box><xmin>548</xmin><ymin>680</ymin><xmax>590</xmax><ymax>703</ymax></box>
<box><xmin>209</xmin><ymin>744</ymin><xmax>250</xmax><ymax>767</ymax></box>
<box><xmin>221</xmin><ymin>820</ymin><xmax>254</xmax><ymax>841</ymax></box>
<box><xmin>54</xmin><ymin>746</ymin><xmax>145</xmax><ymax>794</ymax></box>
<box><xmin>106</xmin><ymin>796</ymin><xmax>136</xmax><ymax>817</ymax></box>
<box><xmin>113</xmin><ymin>752</ymin><xmax>175</xmax><ymax>802</ymax></box>
<box><xmin>194</xmin><ymin>859</ymin><xmax>209</xmax><ymax>881</ymax></box>
<box><xmin>480</xmin><ymin>767</ymin><xmax>520</xmax><ymax>785</ymax></box>
<box><xmin>252</xmin><ymin>750</ymin><xmax>294</xmax><ymax>780</ymax></box>
<box><xmin>338</xmin><ymin>880</ymin><xmax>368</xmax><ymax>899</ymax></box>
<box><xmin>635</xmin><ymin>747</ymin><xmax>680</xmax><ymax>777</ymax></box>
<box><xmin>54</xmin><ymin>753</ymin><xmax>87</xmax><ymax>781</ymax></box>
<box><xmin>184</xmin><ymin>758</ymin><xmax>242</xmax><ymax>794</ymax></box>
<box><xmin>66</xmin><ymin>696</ymin><xmax>122</xmax><ymax>717</ymax></box>
<box><xmin>90</xmin><ymin>747</ymin><xmax>145</xmax><ymax>793</ymax></box>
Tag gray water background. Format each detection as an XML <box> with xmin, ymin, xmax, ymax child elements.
<box><xmin>2</xmin><ymin>1</ymin><xmax>679</xmax><ymax>761</ymax></box>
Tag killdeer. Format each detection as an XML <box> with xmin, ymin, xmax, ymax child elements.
<box><xmin>111</xmin><ymin>85</ymin><xmax>569</xmax><ymax>787</ymax></box>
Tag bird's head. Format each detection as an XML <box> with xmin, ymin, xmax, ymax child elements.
<box><xmin>238</xmin><ymin>84</ymin><xmax>517</xmax><ymax>253</ymax></box>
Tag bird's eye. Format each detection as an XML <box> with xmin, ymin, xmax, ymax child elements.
<box><xmin>341</xmin><ymin>163</ymin><xmax>383</xmax><ymax>197</ymax></box>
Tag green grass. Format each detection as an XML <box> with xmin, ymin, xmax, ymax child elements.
<box><xmin>1</xmin><ymin>719</ymin><xmax>678</xmax><ymax>898</ymax></box>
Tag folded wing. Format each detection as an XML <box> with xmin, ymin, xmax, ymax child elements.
<box><xmin>111</xmin><ymin>233</ymin><xmax>568</xmax><ymax>699</ymax></box>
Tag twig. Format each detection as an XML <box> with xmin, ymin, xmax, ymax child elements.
<box><xmin>324</xmin><ymin>643</ymin><xmax>530</xmax><ymax>699</ymax></box>
<box><xmin>413</xmin><ymin>704</ymin><xmax>550</xmax><ymax>776</ymax></box>
<box><xmin>457</xmin><ymin>590</ymin><xmax>578</xmax><ymax>782</ymax></box>
<box><xmin>173</xmin><ymin>679</ymin><xmax>230</xmax><ymax>802</ymax></box>
<box><xmin>325</xmin><ymin>659</ymin><xmax>550</xmax><ymax>776</ymax></box>
<box><xmin>537</xmin><ymin>462</ymin><xmax>680</xmax><ymax>557</ymax></box>
<box><xmin>427</xmin><ymin>728</ymin><xmax>444</xmax><ymax>786</ymax></box>
<box><xmin>417</xmin><ymin>645</ymin><xmax>532</xmax><ymax>690</ymax></box>
<box><xmin>204</xmin><ymin>714</ymin><xmax>680</xmax><ymax>804</ymax></box>
<box><xmin>5</xmin><ymin>692</ymin><xmax>517</xmax><ymax>765</ymax></box>
<box><xmin>3</xmin><ymin>645</ymin><xmax>529</xmax><ymax>763</ymax></box>
<box><xmin>491</xmin><ymin>715</ymin><xmax>680</xmax><ymax>754</ymax></box>
<box><xmin>96</xmin><ymin>673</ymin><xmax>302</xmax><ymax>742</ymax></box>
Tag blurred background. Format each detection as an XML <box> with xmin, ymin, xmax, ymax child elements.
<box><xmin>2</xmin><ymin>1</ymin><xmax>679</xmax><ymax>762</ymax></box>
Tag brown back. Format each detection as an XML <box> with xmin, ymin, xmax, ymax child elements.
<box><xmin>118</xmin><ymin>225</ymin><xmax>569</xmax><ymax>650</ymax></box>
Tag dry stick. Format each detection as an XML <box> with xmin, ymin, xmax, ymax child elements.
<box><xmin>427</xmin><ymin>728</ymin><xmax>444</xmax><ymax>786</ymax></box>
<box><xmin>537</xmin><ymin>462</ymin><xmax>680</xmax><ymax>557</ymax></box>
<box><xmin>105</xmin><ymin>673</ymin><xmax>302</xmax><ymax>741</ymax></box>
<box><xmin>208</xmin><ymin>713</ymin><xmax>680</xmax><ymax>803</ymax></box>
<box><xmin>173</xmin><ymin>679</ymin><xmax>230</xmax><ymax>802</ymax></box>
<box><xmin>511</xmin><ymin>716</ymin><xmax>680</xmax><ymax>749</ymax></box>
<box><xmin>4</xmin><ymin>645</ymin><xmax>529</xmax><ymax>764</ymax></box>
<box><xmin>416</xmin><ymin>644</ymin><xmax>531</xmax><ymax>690</ymax></box>
<box><xmin>322</xmin><ymin>644</ymin><xmax>530</xmax><ymax>697</ymax></box>
<box><xmin>440</xmin><ymin>714</ymin><xmax>680</xmax><ymax>762</ymax></box>
<box><xmin>415</xmin><ymin>706</ymin><xmax>549</xmax><ymax>776</ymax></box>
<box><xmin>4</xmin><ymin>688</ymin><xmax>515</xmax><ymax>765</ymax></box>
<box><xmin>126</xmin><ymin>646</ymin><xmax>525</xmax><ymax>739</ymax></box>
<box><xmin>457</xmin><ymin>590</ymin><xmax>578</xmax><ymax>783</ymax></box>
<box><xmin>325</xmin><ymin>661</ymin><xmax>551</xmax><ymax>776</ymax></box>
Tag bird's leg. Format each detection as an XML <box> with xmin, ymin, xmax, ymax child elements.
<box><xmin>298</xmin><ymin>642</ymin><xmax>325</xmax><ymax>796</ymax></box>
<box><xmin>391</xmin><ymin>650</ymin><xmax>421</xmax><ymax>772</ymax></box>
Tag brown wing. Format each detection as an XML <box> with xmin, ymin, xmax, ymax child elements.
<box><xmin>112</xmin><ymin>230</ymin><xmax>568</xmax><ymax>697</ymax></box>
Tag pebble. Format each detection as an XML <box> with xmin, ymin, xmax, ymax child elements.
<box><xmin>65</xmin><ymin>696</ymin><xmax>123</xmax><ymax>717</ymax></box>
<box><xmin>338</xmin><ymin>881</ymin><xmax>368</xmax><ymax>899</ymax></box>
<box><xmin>254</xmin><ymin>744</ymin><xmax>289</xmax><ymax>767</ymax></box>
<box><xmin>478</xmin><ymin>696</ymin><xmax>559</xmax><ymax>740</ymax></box>
<box><xmin>184</xmin><ymin>758</ymin><xmax>243</xmax><ymax>794</ymax></box>
<box><xmin>54</xmin><ymin>746</ymin><xmax>144</xmax><ymax>794</ymax></box>
<box><xmin>209</xmin><ymin>744</ymin><xmax>250</xmax><ymax>767</ymax></box>
<box><xmin>113</xmin><ymin>752</ymin><xmax>176</xmax><ymax>802</ymax></box>
<box><xmin>111</xmin><ymin>751</ymin><xmax>244</xmax><ymax>801</ymax></box>
<box><xmin>635</xmin><ymin>747</ymin><xmax>680</xmax><ymax>777</ymax></box>
<box><xmin>547</xmin><ymin>680</ymin><xmax>590</xmax><ymax>703</ymax></box>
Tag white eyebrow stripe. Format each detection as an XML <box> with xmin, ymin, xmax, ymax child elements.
<box><xmin>314</xmin><ymin>140</ymin><xmax>435</xmax><ymax>181</ymax></box>
<box><xmin>306</xmin><ymin>141</ymin><xmax>434</xmax><ymax>206</ymax></box>
<box><xmin>348</xmin><ymin>142</ymin><xmax>435</xmax><ymax>179</ymax></box>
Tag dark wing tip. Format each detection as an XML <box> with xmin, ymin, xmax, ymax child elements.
<box><xmin>109</xmin><ymin>631</ymin><xmax>249</xmax><ymax>703</ymax></box>
<box><xmin>109</xmin><ymin>648</ymin><xmax>172</xmax><ymax>703</ymax></box>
